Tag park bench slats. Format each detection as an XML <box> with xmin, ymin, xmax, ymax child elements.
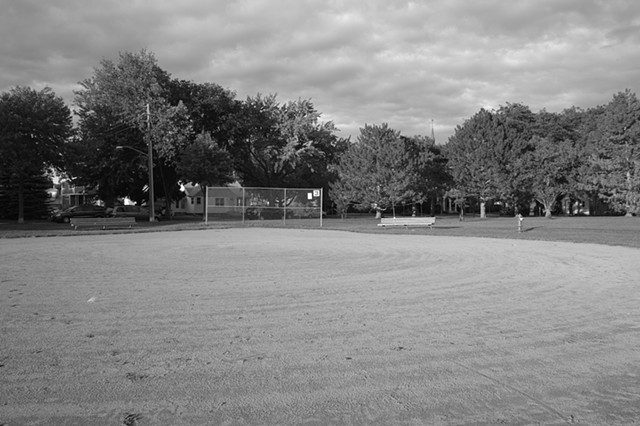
<box><xmin>378</xmin><ymin>216</ymin><xmax>436</xmax><ymax>229</ymax></box>
<box><xmin>70</xmin><ymin>217</ymin><xmax>136</xmax><ymax>230</ymax></box>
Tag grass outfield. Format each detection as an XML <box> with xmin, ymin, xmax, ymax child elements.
<box><xmin>1</xmin><ymin>214</ymin><xmax>639</xmax><ymax>248</ymax></box>
<box><xmin>324</xmin><ymin>214</ymin><xmax>640</xmax><ymax>248</ymax></box>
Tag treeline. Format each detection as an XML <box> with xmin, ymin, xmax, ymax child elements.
<box><xmin>442</xmin><ymin>96</ymin><xmax>640</xmax><ymax>218</ymax></box>
<box><xmin>324</xmin><ymin>92</ymin><xmax>640</xmax><ymax>219</ymax></box>
<box><xmin>1</xmin><ymin>49</ymin><xmax>639</xmax><ymax>222</ymax></box>
<box><xmin>1</xmin><ymin>50</ymin><xmax>349</xmax><ymax>221</ymax></box>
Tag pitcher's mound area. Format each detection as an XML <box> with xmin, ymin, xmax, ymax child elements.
<box><xmin>1</xmin><ymin>228</ymin><xmax>639</xmax><ymax>425</ymax></box>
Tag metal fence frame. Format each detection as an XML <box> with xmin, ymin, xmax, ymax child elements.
<box><xmin>205</xmin><ymin>186</ymin><xmax>323</xmax><ymax>227</ymax></box>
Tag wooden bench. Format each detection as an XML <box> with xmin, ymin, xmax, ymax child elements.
<box><xmin>378</xmin><ymin>216</ymin><xmax>436</xmax><ymax>229</ymax></box>
<box><xmin>70</xmin><ymin>217</ymin><xmax>136</xmax><ymax>230</ymax></box>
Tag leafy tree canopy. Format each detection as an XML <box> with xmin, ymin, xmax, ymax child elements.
<box><xmin>72</xmin><ymin>50</ymin><xmax>193</xmax><ymax>207</ymax></box>
<box><xmin>444</xmin><ymin>109</ymin><xmax>503</xmax><ymax>206</ymax></box>
<box><xmin>177</xmin><ymin>132</ymin><xmax>234</xmax><ymax>188</ymax></box>
<box><xmin>331</xmin><ymin>123</ymin><xmax>429</xmax><ymax>217</ymax></box>
<box><xmin>167</xmin><ymin>79</ymin><xmax>238</xmax><ymax>149</ymax></box>
<box><xmin>228</xmin><ymin>94</ymin><xmax>345</xmax><ymax>189</ymax></box>
<box><xmin>520</xmin><ymin>136</ymin><xmax>580</xmax><ymax>217</ymax></box>
<box><xmin>587</xmin><ymin>90</ymin><xmax>640</xmax><ymax>215</ymax></box>
<box><xmin>0</xmin><ymin>86</ymin><xmax>72</xmax><ymax>222</ymax></box>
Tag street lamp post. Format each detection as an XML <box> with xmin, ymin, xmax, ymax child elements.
<box><xmin>114</xmin><ymin>104</ymin><xmax>155</xmax><ymax>222</ymax></box>
<box><xmin>116</xmin><ymin>148</ymin><xmax>155</xmax><ymax>222</ymax></box>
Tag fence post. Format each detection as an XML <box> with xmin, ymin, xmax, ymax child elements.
<box><xmin>320</xmin><ymin>188</ymin><xmax>323</xmax><ymax>227</ymax></box>
<box><xmin>205</xmin><ymin>186</ymin><xmax>208</xmax><ymax>224</ymax></box>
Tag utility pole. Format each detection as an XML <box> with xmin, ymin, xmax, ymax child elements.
<box><xmin>146</xmin><ymin>103</ymin><xmax>155</xmax><ymax>222</ymax></box>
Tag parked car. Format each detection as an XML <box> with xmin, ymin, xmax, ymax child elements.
<box><xmin>108</xmin><ymin>205</ymin><xmax>160</xmax><ymax>221</ymax></box>
<box><xmin>51</xmin><ymin>204</ymin><xmax>106</xmax><ymax>223</ymax></box>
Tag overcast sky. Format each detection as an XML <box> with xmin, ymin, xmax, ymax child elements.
<box><xmin>2</xmin><ymin>0</ymin><xmax>639</xmax><ymax>142</ymax></box>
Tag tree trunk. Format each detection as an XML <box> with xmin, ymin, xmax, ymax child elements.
<box><xmin>159</xmin><ymin>164</ymin><xmax>174</xmax><ymax>220</ymax></box>
<box><xmin>542</xmin><ymin>198</ymin><xmax>555</xmax><ymax>218</ymax></box>
<box><xmin>480</xmin><ymin>201</ymin><xmax>486</xmax><ymax>219</ymax></box>
<box><xmin>625</xmin><ymin>171</ymin><xmax>634</xmax><ymax>217</ymax></box>
<box><xmin>17</xmin><ymin>179</ymin><xmax>25</xmax><ymax>224</ymax></box>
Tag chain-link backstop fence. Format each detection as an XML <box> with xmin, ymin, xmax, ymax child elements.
<box><xmin>205</xmin><ymin>187</ymin><xmax>323</xmax><ymax>226</ymax></box>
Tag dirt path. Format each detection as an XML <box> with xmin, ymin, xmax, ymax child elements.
<box><xmin>1</xmin><ymin>229</ymin><xmax>639</xmax><ymax>425</ymax></box>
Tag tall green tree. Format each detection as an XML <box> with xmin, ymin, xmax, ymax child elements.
<box><xmin>228</xmin><ymin>94</ymin><xmax>344</xmax><ymax>189</ymax></box>
<box><xmin>520</xmin><ymin>136</ymin><xmax>579</xmax><ymax>218</ymax></box>
<box><xmin>493</xmin><ymin>103</ymin><xmax>537</xmax><ymax>211</ymax></box>
<box><xmin>327</xmin><ymin>177</ymin><xmax>354</xmax><ymax>219</ymax></box>
<box><xmin>444</xmin><ymin>109</ymin><xmax>502</xmax><ymax>217</ymax></box>
<box><xmin>587</xmin><ymin>90</ymin><xmax>640</xmax><ymax>216</ymax></box>
<box><xmin>0</xmin><ymin>86</ymin><xmax>72</xmax><ymax>222</ymax></box>
<box><xmin>0</xmin><ymin>172</ymin><xmax>52</xmax><ymax>220</ymax></box>
<box><xmin>446</xmin><ymin>104</ymin><xmax>537</xmax><ymax>217</ymax></box>
<box><xmin>330</xmin><ymin>123</ymin><xmax>417</xmax><ymax>218</ymax></box>
<box><xmin>66</xmin><ymin>108</ymin><xmax>147</xmax><ymax>206</ymax></box>
<box><xmin>531</xmin><ymin>107</ymin><xmax>590</xmax><ymax>216</ymax></box>
<box><xmin>72</xmin><ymin>50</ymin><xmax>192</xmax><ymax>211</ymax></box>
<box><xmin>177</xmin><ymin>132</ymin><xmax>234</xmax><ymax>186</ymax></box>
<box><xmin>571</xmin><ymin>105</ymin><xmax>607</xmax><ymax>214</ymax></box>
<box><xmin>403</xmin><ymin>135</ymin><xmax>452</xmax><ymax>214</ymax></box>
<box><xmin>176</xmin><ymin>132</ymin><xmax>234</xmax><ymax>218</ymax></box>
<box><xmin>168</xmin><ymin>80</ymin><xmax>238</xmax><ymax>143</ymax></box>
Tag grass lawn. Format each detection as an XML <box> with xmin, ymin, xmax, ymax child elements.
<box><xmin>320</xmin><ymin>214</ymin><xmax>640</xmax><ymax>248</ymax></box>
<box><xmin>3</xmin><ymin>213</ymin><xmax>637</xmax><ymax>248</ymax></box>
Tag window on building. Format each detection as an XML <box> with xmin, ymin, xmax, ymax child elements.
<box><xmin>197</xmin><ymin>197</ymin><xmax>202</xmax><ymax>205</ymax></box>
<box><xmin>215</xmin><ymin>198</ymin><xmax>224</xmax><ymax>206</ymax></box>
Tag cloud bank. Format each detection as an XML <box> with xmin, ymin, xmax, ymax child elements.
<box><xmin>2</xmin><ymin>0</ymin><xmax>639</xmax><ymax>142</ymax></box>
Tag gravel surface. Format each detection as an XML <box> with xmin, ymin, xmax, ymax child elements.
<box><xmin>1</xmin><ymin>228</ymin><xmax>639</xmax><ymax>425</ymax></box>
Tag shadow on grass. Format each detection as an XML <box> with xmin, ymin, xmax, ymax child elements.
<box><xmin>521</xmin><ymin>227</ymin><xmax>539</xmax><ymax>233</ymax></box>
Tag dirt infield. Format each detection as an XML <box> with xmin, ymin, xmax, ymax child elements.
<box><xmin>1</xmin><ymin>228</ymin><xmax>639</xmax><ymax>425</ymax></box>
